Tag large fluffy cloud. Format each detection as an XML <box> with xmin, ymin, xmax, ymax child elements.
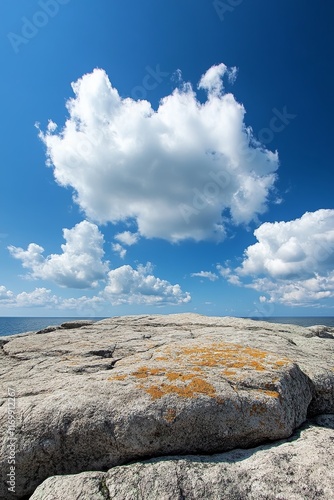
<box><xmin>222</xmin><ymin>209</ymin><xmax>334</xmax><ymax>305</ymax></box>
<box><xmin>8</xmin><ymin>221</ymin><xmax>108</xmax><ymax>288</ymax></box>
<box><xmin>38</xmin><ymin>64</ymin><xmax>279</xmax><ymax>242</ymax></box>
<box><xmin>103</xmin><ymin>263</ymin><xmax>191</xmax><ymax>305</ymax></box>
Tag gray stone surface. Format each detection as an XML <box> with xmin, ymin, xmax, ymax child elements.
<box><xmin>30</xmin><ymin>415</ymin><xmax>334</xmax><ymax>500</ymax></box>
<box><xmin>0</xmin><ymin>314</ymin><xmax>333</xmax><ymax>498</ymax></box>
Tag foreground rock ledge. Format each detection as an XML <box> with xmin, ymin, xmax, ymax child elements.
<box><xmin>0</xmin><ymin>313</ymin><xmax>333</xmax><ymax>499</ymax></box>
<box><xmin>30</xmin><ymin>415</ymin><xmax>334</xmax><ymax>500</ymax></box>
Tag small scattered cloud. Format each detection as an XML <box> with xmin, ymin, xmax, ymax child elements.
<box><xmin>112</xmin><ymin>243</ymin><xmax>127</xmax><ymax>259</ymax></box>
<box><xmin>103</xmin><ymin>262</ymin><xmax>191</xmax><ymax>305</ymax></box>
<box><xmin>223</xmin><ymin>209</ymin><xmax>334</xmax><ymax>305</ymax></box>
<box><xmin>38</xmin><ymin>64</ymin><xmax>278</xmax><ymax>243</ymax></box>
<box><xmin>8</xmin><ymin>221</ymin><xmax>109</xmax><ymax>289</ymax></box>
<box><xmin>115</xmin><ymin>231</ymin><xmax>140</xmax><ymax>246</ymax></box>
<box><xmin>0</xmin><ymin>285</ymin><xmax>14</xmax><ymax>300</ymax></box>
<box><xmin>0</xmin><ymin>285</ymin><xmax>104</xmax><ymax>312</ymax></box>
<box><xmin>60</xmin><ymin>295</ymin><xmax>105</xmax><ymax>312</ymax></box>
<box><xmin>191</xmin><ymin>271</ymin><xmax>219</xmax><ymax>281</ymax></box>
<box><xmin>0</xmin><ymin>287</ymin><xmax>59</xmax><ymax>308</ymax></box>
<box><xmin>217</xmin><ymin>264</ymin><xmax>242</xmax><ymax>286</ymax></box>
<box><xmin>15</xmin><ymin>288</ymin><xmax>58</xmax><ymax>308</ymax></box>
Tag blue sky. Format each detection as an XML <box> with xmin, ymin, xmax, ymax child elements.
<box><xmin>0</xmin><ymin>0</ymin><xmax>333</xmax><ymax>317</ymax></box>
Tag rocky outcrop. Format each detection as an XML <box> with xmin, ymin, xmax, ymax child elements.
<box><xmin>0</xmin><ymin>314</ymin><xmax>333</xmax><ymax>498</ymax></box>
<box><xmin>35</xmin><ymin>319</ymin><xmax>95</xmax><ymax>334</ymax></box>
<box><xmin>30</xmin><ymin>415</ymin><xmax>334</xmax><ymax>500</ymax></box>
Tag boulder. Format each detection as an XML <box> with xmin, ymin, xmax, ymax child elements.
<box><xmin>0</xmin><ymin>314</ymin><xmax>333</xmax><ymax>498</ymax></box>
<box><xmin>30</xmin><ymin>415</ymin><xmax>334</xmax><ymax>500</ymax></box>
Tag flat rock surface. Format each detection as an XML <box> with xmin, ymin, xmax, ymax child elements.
<box><xmin>0</xmin><ymin>314</ymin><xmax>333</xmax><ymax>498</ymax></box>
<box><xmin>30</xmin><ymin>415</ymin><xmax>334</xmax><ymax>500</ymax></box>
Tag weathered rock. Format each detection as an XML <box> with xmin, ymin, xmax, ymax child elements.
<box><xmin>36</xmin><ymin>325</ymin><xmax>61</xmax><ymax>334</ymax></box>
<box><xmin>60</xmin><ymin>320</ymin><xmax>95</xmax><ymax>329</ymax></box>
<box><xmin>0</xmin><ymin>314</ymin><xmax>333</xmax><ymax>498</ymax></box>
<box><xmin>308</xmin><ymin>324</ymin><xmax>334</xmax><ymax>339</ymax></box>
<box><xmin>30</xmin><ymin>415</ymin><xmax>334</xmax><ymax>500</ymax></box>
<box><xmin>35</xmin><ymin>320</ymin><xmax>95</xmax><ymax>334</ymax></box>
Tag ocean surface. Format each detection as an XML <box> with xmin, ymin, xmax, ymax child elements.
<box><xmin>249</xmin><ymin>316</ymin><xmax>334</xmax><ymax>328</ymax></box>
<box><xmin>0</xmin><ymin>316</ymin><xmax>333</xmax><ymax>337</ymax></box>
<box><xmin>0</xmin><ymin>317</ymin><xmax>107</xmax><ymax>337</ymax></box>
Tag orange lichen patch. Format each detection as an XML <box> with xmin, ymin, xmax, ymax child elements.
<box><xmin>132</xmin><ymin>367</ymin><xmax>165</xmax><ymax>379</ymax></box>
<box><xmin>256</xmin><ymin>389</ymin><xmax>280</xmax><ymax>398</ymax></box>
<box><xmin>165</xmin><ymin>372</ymin><xmax>195</xmax><ymax>382</ymax></box>
<box><xmin>264</xmin><ymin>390</ymin><xmax>280</xmax><ymax>398</ymax></box>
<box><xmin>171</xmin><ymin>343</ymin><xmax>280</xmax><ymax>373</ymax></box>
<box><xmin>243</xmin><ymin>346</ymin><xmax>268</xmax><ymax>360</ymax></box>
<box><xmin>164</xmin><ymin>408</ymin><xmax>177</xmax><ymax>423</ymax></box>
<box><xmin>275</xmin><ymin>359</ymin><xmax>290</xmax><ymax>367</ymax></box>
<box><xmin>140</xmin><ymin>377</ymin><xmax>217</xmax><ymax>400</ymax></box>
<box><xmin>144</xmin><ymin>385</ymin><xmax>165</xmax><ymax>399</ymax></box>
<box><xmin>107</xmin><ymin>342</ymin><xmax>291</xmax><ymax>401</ymax></box>
<box><xmin>222</xmin><ymin>369</ymin><xmax>237</xmax><ymax>377</ymax></box>
<box><xmin>192</xmin><ymin>367</ymin><xmax>204</xmax><ymax>373</ymax></box>
<box><xmin>108</xmin><ymin>374</ymin><xmax>127</xmax><ymax>381</ymax></box>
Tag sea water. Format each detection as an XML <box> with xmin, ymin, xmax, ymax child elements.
<box><xmin>0</xmin><ymin>317</ymin><xmax>107</xmax><ymax>336</ymax></box>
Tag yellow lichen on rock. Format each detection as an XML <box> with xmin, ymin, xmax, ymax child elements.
<box><xmin>108</xmin><ymin>341</ymin><xmax>291</xmax><ymax>401</ymax></box>
<box><xmin>140</xmin><ymin>376</ymin><xmax>217</xmax><ymax>400</ymax></box>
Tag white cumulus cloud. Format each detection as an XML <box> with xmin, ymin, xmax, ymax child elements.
<box><xmin>226</xmin><ymin>209</ymin><xmax>334</xmax><ymax>305</ymax></box>
<box><xmin>0</xmin><ymin>286</ymin><xmax>105</xmax><ymax>312</ymax></box>
<box><xmin>15</xmin><ymin>288</ymin><xmax>58</xmax><ymax>308</ymax></box>
<box><xmin>191</xmin><ymin>271</ymin><xmax>219</xmax><ymax>281</ymax></box>
<box><xmin>38</xmin><ymin>64</ymin><xmax>279</xmax><ymax>243</ymax></box>
<box><xmin>112</xmin><ymin>243</ymin><xmax>127</xmax><ymax>259</ymax></box>
<box><xmin>115</xmin><ymin>231</ymin><xmax>140</xmax><ymax>246</ymax></box>
<box><xmin>8</xmin><ymin>221</ymin><xmax>108</xmax><ymax>289</ymax></box>
<box><xmin>60</xmin><ymin>295</ymin><xmax>105</xmax><ymax>312</ymax></box>
<box><xmin>112</xmin><ymin>231</ymin><xmax>140</xmax><ymax>258</ymax></box>
<box><xmin>0</xmin><ymin>286</ymin><xmax>14</xmax><ymax>301</ymax></box>
<box><xmin>103</xmin><ymin>262</ymin><xmax>191</xmax><ymax>305</ymax></box>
